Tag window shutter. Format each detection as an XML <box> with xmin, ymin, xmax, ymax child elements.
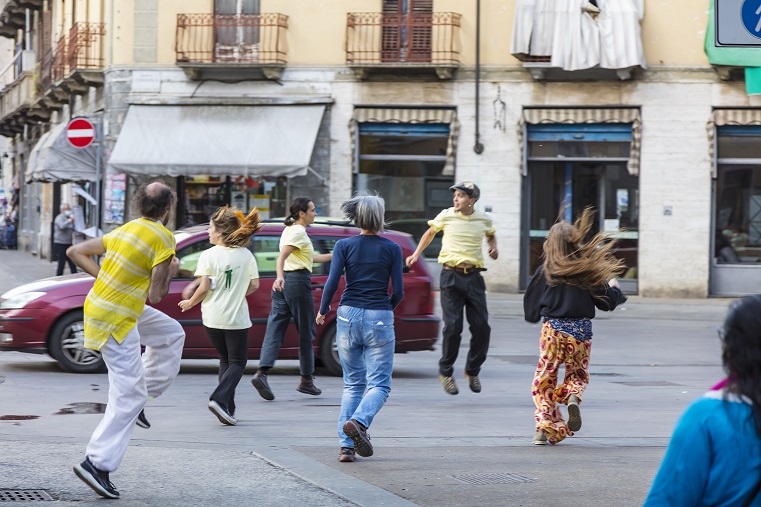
<box><xmin>383</xmin><ymin>0</ymin><xmax>400</xmax><ymax>14</ymax></box>
<box><xmin>215</xmin><ymin>0</ymin><xmax>237</xmax><ymax>15</ymax></box>
<box><xmin>411</xmin><ymin>0</ymin><xmax>433</xmax><ymax>13</ymax></box>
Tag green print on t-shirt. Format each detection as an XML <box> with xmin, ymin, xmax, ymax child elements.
<box><xmin>224</xmin><ymin>267</ymin><xmax>233</xmax><ymax>289</ymax></box>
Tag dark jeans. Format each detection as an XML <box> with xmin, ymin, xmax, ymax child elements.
<box><xmin>258</xmin><ymin>269</ymin><xmax>316</xmax><ymax>376</ymax></box>
<box><xmin>438</xmin><ymin>269</ymin><xmax>491</xmax><ymax>377</ymax></box>
<box><xmin>205</xmin><ymin>327</ymin><xmax>249</xmax><ymax>416</ymax></box>
<box><xmin>54</xmin><ymin>242</ymin><xmax>77</xmax><ymax>276</ymax></box>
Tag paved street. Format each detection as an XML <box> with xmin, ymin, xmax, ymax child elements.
<box><xmin>0</xmin><ymin>249</ymin><xmax>732</xmax><ymax>506</ymax></box>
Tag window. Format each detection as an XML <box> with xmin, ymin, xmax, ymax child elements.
<box><xmin>715</xmin><ymin>127</ymin><xmax>761</xmax><ymax>265</ymax></box>
<box><xmin>175</xmin><ymin>240</ymin><xmax>214</xmax><ymax>278</ymax></box>
<box><xmin>251</xmin><ymin>236</ymin><xmax>280</xmax><ymax>277</ymax></box>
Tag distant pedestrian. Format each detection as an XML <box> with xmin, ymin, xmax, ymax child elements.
<box><xmin>250</xmin><ymin>197</ymin><xmax>332</xmax><ymax>400</ymax></box>
<box><xmin>67</xmin><ymin>181</ymin><xmax>185</xmax><ymax>499</ymax></box>
<box><xmin>405</xmin><ymin>181</ymin><xmax>497</xmax><ymax>395</ymax></box>
<box><xmin>316</xmin><ymin>195</ymin><xmax>404</xmax><ymax>463</ymax></box>
<box><xmin>645</xmin><ymin>295</ymin><xmax>761</xmax><ymax>506</ymax></box>
<box><xmin>53</xmin><ymin>203</ymin><xmax>77</xmax><ymax>275</ymax></box>
<box><xmin>178</xmin><ymin>206</ymin><xmax>262</xmax><ymax>426</ymax></box>
<box><xmin>523</xmin><ymin>207</ymin><xmax>626</xmax><ymax>445</ymax></box>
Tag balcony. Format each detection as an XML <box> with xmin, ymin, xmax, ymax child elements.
<box><xmin>0</xmin><ymin>49</ymin><xmax>36</xmax><ymax>136</ymax></box>
<box><xmin>175</xmin><ymin>13</ymin><xmax>288</xmax><ymax>81</ymax></box>
<box><xmin>346</xmin><ymin>12</ymin><xmax>461</xmax><ymax>80</ymax></box>
<box><xmin>0</xmin><ymin>0</ymin><xmax>43</xmax><ymax>39</ymax></box>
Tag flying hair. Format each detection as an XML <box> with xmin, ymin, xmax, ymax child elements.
<box><xmin>542</xmin><ymin>207</ymin><xmax>625</xmax><ymax>290</ymax></box>
<box><xmin>210</xmin><ymin>205</ymin><xmax>263</xmax><ymax>248</ymax></box>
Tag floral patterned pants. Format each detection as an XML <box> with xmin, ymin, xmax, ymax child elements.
<box><xmin>531</xmin><ymin>321</ymin><xmax>592</xmax><ymax>444</ymax></box>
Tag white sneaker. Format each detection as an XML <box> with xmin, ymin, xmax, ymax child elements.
<box><xmin>208</xmin><ymin>400</ymin><xmax>236</xmax><ymax>426</ymax></box>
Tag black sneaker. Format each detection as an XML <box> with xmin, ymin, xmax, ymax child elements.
<box><xmin>342</xmin><ymin>419</ymin><xmax>373</xmax><ymax>457</ymax></box>
<box><xmin>465</xmin><ymin>372</ymin><xmax>482</xmax><ymax>393</ymax></box>
<box><xmin>297</xmin><ymin>376</ymin><xmax>322</xmax><ymax>396</ymax></box>
<box><xmin>136</xmin><ymin>409</ymin><xmax>150</xmax><ymax>429</ymax></box>
<box><xmin>73</xmin><ymin>458</ymin><xmax>119</xmax><ymax>499</ymax></box>
<box><xmin>339</xmin><ymin>447</ymin><xmax>356</xmax><ymax>463</ymax></box>
<box><xmin>251</xmin><ymin>371</ymin><xmax>275</xmax><ymax>401</ymax></box>
<box><xmin>208</xmin><ymin>400</ymin><xmax>237</xmax><ymax>426</ymax></box>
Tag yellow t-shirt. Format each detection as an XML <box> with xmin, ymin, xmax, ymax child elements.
<box><xmin>83</xmin><ymin>218</ymin><xmax>176</xmax><ymax>350</ymax></box>
<box><xmin>280</xmin><ymin>224</ymin><xmax>314</xmax><ymax>272</ymax></box>
<box><xmin>195</xmin><ymin>245</ymin><xmax>259</xmax><ymax>330</ymax></box>
<box><xmin>429</xmin><ymin>208</ymin><xmax>496</xmax><ymax>268</ymax></box>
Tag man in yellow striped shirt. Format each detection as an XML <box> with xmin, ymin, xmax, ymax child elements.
<box><xmin>67</xmin><ymin>181</ymin><xmax>185</xmax><ymax>499</ymax></box>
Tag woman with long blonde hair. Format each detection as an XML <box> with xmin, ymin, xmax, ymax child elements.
<box><xmin>178</xmin><ymin>206</ymin><xmax>262</xmax><ymax>426</ymax></box>
<box><xmin>523</xmin><ymin>207</ymin><xmax>627</xmax><ymax>445</ymax></box>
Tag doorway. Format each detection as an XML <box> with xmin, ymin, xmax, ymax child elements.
<box><xmin>521</xmin><ymin>125</ymin><xmax>639</xmax><ymax>293</ymax></box>
<box><xmin>381</xmin><ymin>0</ymin><xmax>432</xmax><ymax>63</ymax></box>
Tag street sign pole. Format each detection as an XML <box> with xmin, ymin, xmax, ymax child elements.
<box><xmin>95</xmin><ymin>120</ymin><xmax>102</xmax><ymax>233</ymax></box>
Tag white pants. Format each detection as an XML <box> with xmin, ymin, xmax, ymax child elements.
<box><xmin>86</xmin><ymin>305</ymin><xmax>185</xmax><ymax>472</ymax></box>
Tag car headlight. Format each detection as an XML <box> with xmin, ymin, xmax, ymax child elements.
<box><xmin>0</xmin><ymin>292</ymin><xmax>46</xmax><ymax>309</ymax></box>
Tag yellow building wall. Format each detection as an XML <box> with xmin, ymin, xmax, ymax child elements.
<box><xmin>73</xmin><ymin>0</ymin><xmax>712</xmax><ymax>69</ymax></box>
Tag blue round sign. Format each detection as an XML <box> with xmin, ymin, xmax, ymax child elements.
<box><xmin>742</xmin><ymin>0</ymin><xmax>761</xmax><ymax>39</ymax></box>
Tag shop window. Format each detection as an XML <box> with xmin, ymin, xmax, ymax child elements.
<box><xmin>524</xmin><ymin>123</ymin><xmax>639</xmax><ymax>289</ymax></box>
<box><xmin>715</xmin><ymin>126</ymin><xmax>761</xmax><ymax>265</ymax></box>
<box><xmin>355</xmin><ymin>122</ymin><xmax>451</xmax><ymax>258</ymax></box>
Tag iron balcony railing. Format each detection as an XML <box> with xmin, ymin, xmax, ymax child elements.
<box><xmin>346</xmin><ymin>12</ymin><xmax>461</xmax><ymax>65</ymax></box>
<box><xmin>176</xmin><ymin>13</ymin><xmax>288</xmax><ymax>64</ymax></box>
<box><xmin>67</xmin><ymin>22</ymin><xmax>106</xmax><ymax>73</ymax></box>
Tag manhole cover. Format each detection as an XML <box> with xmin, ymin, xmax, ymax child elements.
<box><xmin>450</xmin><ymin>473</ymin><xmax>537</xmax><ymax>485</ymax></box>
<box><xmin>613</xmin><ymin>381</ymin><xmax>683</xmax><ymax>387</ymax></box>
<box><xmin>0</xmin><ymin>490</ymin><xmax>54</xmax><ymax>501</ymax></box>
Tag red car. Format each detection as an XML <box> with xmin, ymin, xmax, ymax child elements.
<box><xmin>0</xmin><ymin>223</ymin><xmax>439</xmax><ymax>374</ymax></box>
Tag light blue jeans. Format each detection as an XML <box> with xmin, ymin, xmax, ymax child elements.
<box><xmin>336</xmin><ymin>305</ymin><xmax>395</xmax><ymax>449</ymax></box>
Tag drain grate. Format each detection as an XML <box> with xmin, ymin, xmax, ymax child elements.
<box><xmin>450</xmin><ymin>473</ymin><xmax>537</xmax><ymax>485</ymax></box>
<box><xmin>0</xmin><ymin>490</ymin><xmax>54</xmax><ymax>502</ymax></box>
<box><xmin>613</xmin><ymin>381</ymin><xmax>683</xmax><ymax>387</ymax></box>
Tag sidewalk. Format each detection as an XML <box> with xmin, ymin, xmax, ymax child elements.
<box><xmin>0</xmin><ymin>248</ymin><xmax>59</xmax><ymax>295</ymax></box>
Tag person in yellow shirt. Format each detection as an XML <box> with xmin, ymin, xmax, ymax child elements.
<box><xmin>67</xmin><ymin>181</ymin><xmax>185</xmax><ymax>500</ymax></box>
<box><xmin>251</xmin><ymin>197</ymin><xmax>332</xmax><ymax>400</ymax></box>
<box><xmin>406</xmin><ymin>182</ymin><xmax>498</xmax><ymax>395</ymax></box>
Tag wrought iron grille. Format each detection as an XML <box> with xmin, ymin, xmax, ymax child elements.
<box><xmin>67</xmin><ymin>22</ymin><xmax>106</xmax><ymax>72</ymax></box>
<box><xmin>346</xmin><ymin>12</ymin><xmax>461</xmax><ymax>65</ymax></box>
<box><xmin>175</xmin><ymin>13</ymin><xmax>288</xmax><ymax>64</ymax></box>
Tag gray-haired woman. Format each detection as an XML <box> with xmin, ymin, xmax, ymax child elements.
<box><xmin>316</xmin><ymin>195</ymin><xmax>404</xmax><ymax>463</ymax></box>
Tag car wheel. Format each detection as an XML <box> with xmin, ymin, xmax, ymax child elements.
<box><xmin>49</xmin><ymin>311</ymin><xmax>106</xmax><ymax>373</ymax></box>
<box><xmin>319</xmin><ymin>325</ymin><xmax>342</xmax><ymax>377</ymax></box>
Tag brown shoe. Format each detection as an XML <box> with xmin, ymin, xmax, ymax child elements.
<box><xmin>439</xmin><ymin>375</ymin><xmax>459</xmax><ymax>395</ymax></box>
<box><xmin>464</xmin><ymin>372</ymin><xmax>481</xmax><ymax>393</ymax></box>
<box><xmin>339</xmin><ymin>447</ymin><xmax>356</xmax><ymax>462</ymax></box>
<box><xmin>567</xmin><ymin>395</ymin><xmax>582</xmax><ymax>432</ymax></box>
<box><xmin>342</xmin><ymin>419</ymin><xmax>373</xmax><ymax>457</ymax></box>
<box><xmin>297</xmin><ymin>376</ymin><xmax>322</xmax><ymax>396</ymax></box>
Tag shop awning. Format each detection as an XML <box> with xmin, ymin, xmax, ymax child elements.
<box><xmin>26</xmin><ymin>122</ymin><xmax>98</xmax><ymax>183</ymax></box>
<box><xmin>518</xmin><ymin>107</ymin><xmax>642</xmax><ymax>175</ymax></box>
<box><xmin>108</xmin><ymin>104</ymin><xmax>326</xmax><ymax>177</ymax></box>
<box><xmin>349</xmin><ymin>107</ymin><xmax>459</xmax><ymax>175</ymax></box>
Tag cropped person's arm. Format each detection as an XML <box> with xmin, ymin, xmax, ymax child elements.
<box><xmin>66</xmin><ymin>238</ymin><xmax>105</xmax><ymax>278</ymax></box>
<box><xmin>148</xmin><ymin>257</ymin><xmax>179</xmax><ymax>304</ymax></box>
<box><xmin>178</xmin><ymin>276</ymin><xmax>211</xmax><ymax>312</ymax></box>
<box><xmin>405</xmin><ymin>227</ymin><xmax>437</xmax><ymax>267</ymax></box>
<box><xmin>273</xmin><ymin>245</ymin><xmax>296</xmax><ymax>292</ymax></box>
<box><xmin>246</xmin><ymin>278</ymin><xmax>259</xmax><ymax>296</ymax></box>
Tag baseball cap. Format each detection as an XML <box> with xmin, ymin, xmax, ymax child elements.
<box><xmin>449</xmin><ymin>181</ymin><xmax>480</xmax><ymax>200</ymax></box>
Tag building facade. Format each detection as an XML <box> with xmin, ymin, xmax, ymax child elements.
<box><xmin>0</xmin><ymin>0</ymin><xmax>758</xmax><ymax>297</ymax></box>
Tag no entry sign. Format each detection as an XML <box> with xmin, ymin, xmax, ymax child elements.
<box><xmin>66</xmin><ymin>118</ymin><xmax>95</xmax><ymax>149</ymax></box>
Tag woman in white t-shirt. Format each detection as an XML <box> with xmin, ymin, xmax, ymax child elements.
<box><xmin>178</xmin><ymin>206</ymin><xmax>262</xmax><ymax>426</ymax></box>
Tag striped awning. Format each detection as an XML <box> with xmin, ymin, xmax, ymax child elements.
<box><xmin>707</xmin><ymin>109</ymin><xmax>761</xmax><ymax>161</ymax></box>
<box><xmin>349</xmin><ymin>107</ymin><xmax>459</xmax><ymax>175</ymax></box>
<box><xmin>518</xmin><ymin>107</ymin><xmax>642</xmax><ymax>176</ymax></box>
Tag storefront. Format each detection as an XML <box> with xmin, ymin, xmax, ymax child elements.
<box><xmin>519</xmin><ymin>108</ymin><xmax>642</xmax><ymax>293</ymax></box>
<box><xmin>108</xmin><ymin>102</ymin><xmax>330</xmax><ymax>226</ymax></box>
<box><xmin>350</xmin><ymin>107</ymin><xmax>458</xmax><ymax>257</ymax></box>
<box><xmin>709</xmin><ymin>110</ymin><xmax>761</xmax><ymax>296</ymax></box>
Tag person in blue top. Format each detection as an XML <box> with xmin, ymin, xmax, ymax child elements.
<box><xmin>316</xmin><ymin>194</ymin><xmax>404</xmax><ymax>463</ymax></box>
<box><xmin>644</xmin><ymin>295</ymin><xmax>761</xmax><ymax>507</ymax></box>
